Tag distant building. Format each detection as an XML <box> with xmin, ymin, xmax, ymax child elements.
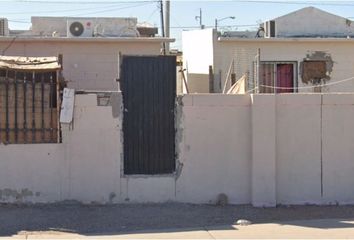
<box><xmin>182</xmin><ymin>7</ymin><xmax>354</xmax><ymax>94</ymax></box>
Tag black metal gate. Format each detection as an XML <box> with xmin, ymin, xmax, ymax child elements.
<box><xmin>120</xmin><ymin>55</ymin><xmax>176</xmax><ymax>175</ymax></box>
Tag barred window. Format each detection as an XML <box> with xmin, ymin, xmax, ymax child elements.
<box><xmin>0</xmin><ymin>69</ymin><xmax>60</xmax><ymax>144</ymax></box>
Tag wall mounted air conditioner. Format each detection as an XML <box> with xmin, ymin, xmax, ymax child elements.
<box><xmin>264</xmin><ymin>20</ymin><xmax>276</xmax><ymax>38</ymax></box>
<box><xmin>67</xmin><ymin>19</ymin><xmax>93</xmax><ymax>37</ymax></box>
<box><xmin>0</xmin><ymin>18</ymin><xmax>9</xmax><ymax>36</ymax></box>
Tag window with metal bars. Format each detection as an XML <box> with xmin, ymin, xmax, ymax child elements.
<box><xmin>0</xmin><ymin>69</ymin><xmax>60</xmax><ymax>144</ymax></box>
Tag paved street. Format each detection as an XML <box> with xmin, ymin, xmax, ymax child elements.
<box><xmin>6</xmin><ymin>218</ymin><xmax>354</xmax><ymax>239</ymax></box>
<box><xmin>1</xmin><ymin>203</ymin><xmax>354</xmax><ymax>238</ymax></box>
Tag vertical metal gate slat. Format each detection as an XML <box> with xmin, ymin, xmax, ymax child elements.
<box><xmin>32</xmin><ymin>72</ymin><xmax>36</xmax><ymax>142</ymax></box>
<box><xmin>121</xmin><ymin>55</ymin><xmax>176</xmax><ymax>175</ymax></box>
<box><xmin>5</xmin><ymin>70</ymin><xmax>9</xmax><ymax>143</ymax></box>
<box><xmin>23</xmin><ymin>74</ymin><xmax>27</xmax><ymax>143</ymax></box>
<box><xmin>14</xmin><ymin>71</ymin><xmax>18</xmax><ymax>143</ymax></box>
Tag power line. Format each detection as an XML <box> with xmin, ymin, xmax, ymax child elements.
<box><xmin>4</xmin><ymin>2</ymin><xmax>155</xmax><ymax>22</ymax></box>
<box><xmin>256</xmin><ymin>76</ymin><xmax>354</xmax><ymax>90</ymax></box>
<box><xmin>1</xmin><ymin>36</ymin><xmax>17</xmax><ymax>55</ymax></box>
<box><xmin>170</xmin><ymin>24</ymin><xmax>258</xmax><ymax>29</ymax></box>
<box><xmin>231</xmin><ymin>0</ymin><xmax>354</xmax><ymax>6</ymax></box>
<box><xmin>2</xmin><ymin>2</ymin><xmax>154</xmax><ymax>19</ymax></box>
<box><xmin>71</xmin><ymin>2</ymin><xmax>154</xmax><ymax>16</ymax></box>
<box><xmin>0</xmin><ymin>4</ymin><xmax>123</xmax><ymax>15</ymax></box>
<box><xmin>0</xmin><ymin>0</ymin><xmax>156</xmax><ymax>4</ymax></box>
<box><xmin>145</xmin><ymin>5</ymin><xmax>160</xmax><ymax>22</ymax></box>
<box><xmin>7</xmin><ymin>20</ymin><xmax>31</xmax><ymax>23</ymax></box>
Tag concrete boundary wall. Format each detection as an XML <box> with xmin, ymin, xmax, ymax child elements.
<box><xmin>0</xmin><ymin>93</ymin><xmax>354</xmax><ymax>206</ymax></box>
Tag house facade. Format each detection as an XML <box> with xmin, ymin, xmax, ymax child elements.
<box><xmin>0</xmin><ymin>17</ymin><xmax>172</xmax><ymax>91</ymax></box>
<box><xmin>183</xmin><ymin>7</ymin><xmax>354</xmax><ymax>94</ymax></box>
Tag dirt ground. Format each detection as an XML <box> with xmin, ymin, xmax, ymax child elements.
<box><xmin>2</xmin><ymin>203</ymin><xmax>354</xmax><ymax>237</ymax></box>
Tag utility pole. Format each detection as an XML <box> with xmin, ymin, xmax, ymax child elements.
<box><xmin>199</xmin><ymin>8</ymin><xmax>202</xmax><ymax>29</ymax></box>
<box><xmin>164</xmin><ymin>0</ymin><xmax>170</xmax><ymax>54</ymax></box>
<box><xmin>159</xmin><ymin>0</ymin><xmax>166</xmax><ymax>55</ymax></box>
<box><xmin>195</xmin><ymin>8</ymin><xmax>204</xmax><ymax>29</ymax></box>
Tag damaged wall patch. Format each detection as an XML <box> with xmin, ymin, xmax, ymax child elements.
<box><xmin>300</xmin><ymin>51</ymin><xmax>334</xmax><ymax>85</ymax></box>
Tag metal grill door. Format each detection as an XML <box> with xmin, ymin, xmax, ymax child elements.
<box><xmin>120</xmin><ymin>55</ymin><xmax>176</xmax><ymax>175</ymax></box>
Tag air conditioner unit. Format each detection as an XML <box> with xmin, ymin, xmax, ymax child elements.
<box><xmin>67</xmin><ymin>19</ymin><xmax>93</xmax><ymax>37</ymax></box>
<box><xmin>264</xmin><ymin>20</ymin><xmax>276</xmax><ymax>38</ymax></box>
<box><xmin>0</xmin><ymin>18</ymin><xmax>9</xmax><ymax>36</ymax></box>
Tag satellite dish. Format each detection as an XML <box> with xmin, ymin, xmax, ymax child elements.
<box><xmin>69</xmin><ymin>22</ymin><xmax>84</xmax><ymax>37</ymax></box>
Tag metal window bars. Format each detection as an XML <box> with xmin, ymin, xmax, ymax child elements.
<box><xmin>0</xmin><ymin>69</ymin><xmax>60</xmax><ymax>144</ymax></box>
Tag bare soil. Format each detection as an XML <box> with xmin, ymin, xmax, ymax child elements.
<box><xmin>1</xmin><ymin>203</ymin><xmax>354</xmax><ymax>236</ymax></box>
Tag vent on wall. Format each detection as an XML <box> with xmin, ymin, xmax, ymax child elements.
<box><xmin>67</xmin><ymin>19</ymin><xmax>93</xmax><ymax>37</ymax></box>
<box><xmin>264</xmin><ymin>20</ymin><xmax>276</xmax><ymax>38</ymax></box>
<box><xmin>0</xmin><ymin>18</ymin><xmax>9</xmax><ymax>36</ymax></box>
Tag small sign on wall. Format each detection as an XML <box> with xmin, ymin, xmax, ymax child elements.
<box><xmin>60</xmin><ymin>88</ymin><xmax>75</xmax><ymax>124</ymax></box>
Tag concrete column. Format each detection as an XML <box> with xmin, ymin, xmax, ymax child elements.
<box><xmin>251</xmin><ymin>94</ymin><xmax>276</xmax><ymax>207</ymax></box>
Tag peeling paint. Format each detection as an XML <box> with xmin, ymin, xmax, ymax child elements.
<box><xmin>175</xmin><ymin>95</ymin><xmax>184</xmax><ymax>179</ymax></box>
<box><xmin>109</xmin><ymin>192</ymin><xmax>116</xmax><ymax>203</ymax></box>
<box><xmin>119</xmin><ymin>96</ymin><xmax>125</xmax><ymax>178</ymax></box>
<box><xmin>110</xmin><ymin>92</ymin><xmax>122</xmax><ymax>119</ymax></box>
<box><xmin>300</xmin><ymin>51</ymin><xmax>334</xmax><ymax>92</ymax></box>
<box><xmin>175</xmin><ymin>161</ymin><xmax>184</xmax><ymax>180</ymax></box>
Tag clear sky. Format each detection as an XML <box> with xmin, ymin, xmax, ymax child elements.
<box><xmin>2</xmin><ymin>0</ymin><xmax>354</xmax><ymax>49</ymax></box>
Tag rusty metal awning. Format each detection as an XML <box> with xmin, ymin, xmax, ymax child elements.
<box><xmin>0</xmin><ymin>56</ymin><xmax>61</xmax><ymax>71</ymax></box>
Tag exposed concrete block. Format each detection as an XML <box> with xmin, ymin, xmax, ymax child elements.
<box><xmin>110</xmin><ymin>92</ymin><xmax>122</xmax><ymax>118</ymax></box>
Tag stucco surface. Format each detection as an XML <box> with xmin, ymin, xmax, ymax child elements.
<box><xmin>0</xmin><ymin>40</ymin><xmax>162</xmax><ymax>90</ymax></box>
<box><xmin>1</xmin><ymin>93</ymin><xmax>354</xmax><ymax>205</ymax></box>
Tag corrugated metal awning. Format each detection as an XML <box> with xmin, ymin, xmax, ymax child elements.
<box><xmin>0</xmin><ymin>56</ymin><xmax>61</xmax><ymax>71</ymax></box>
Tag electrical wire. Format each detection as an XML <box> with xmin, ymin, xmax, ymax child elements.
<box><xmin>230</xmin><ymin>0</ymin><xmax>354</xmax><ymax>6</ymax></box>
<box><xmin>145</xmin><ymin>5</ymin><xmax>160</xmax><ymax>22</ymax></box>
<box><xmin>0</xmin><ymin>0</ymin><xmax>156</xmax><ymax>4</ymax></box>
<box><xmin>5</xmin><ymin>2</ymin><xmax>155</xmax><ymax>23</ymax></box>
<box><xmin>244</xmin><ymin>76</ymin><xmax>354</xmax><ymax>93</ymax></box>
<box><xmin>71</xmin><ymin>1</ymin><xmax>154</xmax><ymax>16</ymax></box>
<box><xmin>7</xmin><ymin>20</ymin><xmax>31</xmax><ymax>23</ymax></box>
<box><xmin>2</xmin><ymin>0</ymin><xmax>354</xmax><ymax>5</ymax></box>
<box><xmin>260</xmin><ymin>76</ymin><xmax>354</xmax><ymax>90</ymax></box>
<box><xmin>170</xmin><ymin>24</ymin><xmax>258</xmax><ymax>29</ymax></box>
<box><xmin>1</xmin><ymin>37</ymin><xmax>17</xmax><ymax>56</ymax></box>
<box><xmin>0</xmin><ymin>3</ymin><xmax>126</xmax><ymax>15</ymax></box>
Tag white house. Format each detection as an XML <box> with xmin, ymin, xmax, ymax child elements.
<box><xmin>183</xmin><ymin>7</ymin><xmax>354</xmax><ymax>94</ymax></box>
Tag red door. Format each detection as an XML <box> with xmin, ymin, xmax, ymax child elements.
<box><xmin>276</xmin><ymin>64</ymin><xmax>294</xmax><ymax>93</ymax></box>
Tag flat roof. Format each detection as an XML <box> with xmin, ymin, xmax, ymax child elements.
<box><xmin>0</xmin><ymin>36</ymin><xmax>174</xmax><ymax>43</ymax></box>
<box><xmin>218</xmin><ymin>37</ymin><xmax>354</xmax><ymax>43</ymax></box>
